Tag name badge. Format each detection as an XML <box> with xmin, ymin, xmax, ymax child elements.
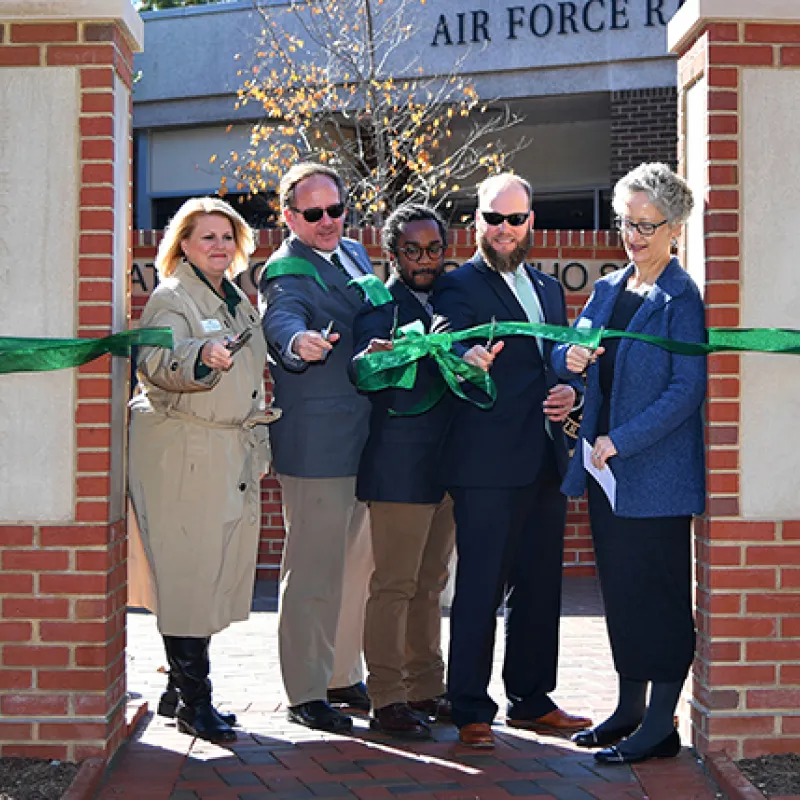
<box><xmin>201</xmin><ymin>318</ymin><xmax>223</xmax><ymax>334</ymax></box>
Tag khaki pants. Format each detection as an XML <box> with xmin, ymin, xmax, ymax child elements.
<box><xmin>277</xmin><ymin>474</ymin><xmax>373</xmax><ymax>706</ymax></box>
<box><xmin>364</xmin><ymin>496</ymin><xmax>455</xmax><ymax>710</ymax></box>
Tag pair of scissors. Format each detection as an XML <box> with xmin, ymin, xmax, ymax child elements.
<box><xmin>321</xmin><ymin>320</ymin><xmax>335</xmax><ymax>341</ymax></box>
<box><xmin>224</xmin><ymin>328</ymin><xmax>252</xmax><ymax>356</ymax></box>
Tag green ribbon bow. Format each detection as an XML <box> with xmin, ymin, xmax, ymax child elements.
<box><xmin>354</xmin><ymin>321</ymin><xmax>800</xmax><ymax>416</ymax></box>
<box><xmin>0</xmin><ymin>328</ymin><xmax>174</xmax><ymax>375</ymax></box>
<box><xmin>354</xmin><ymin>320</ymin><xmax>498</xmax><ymax>416</ymax></box>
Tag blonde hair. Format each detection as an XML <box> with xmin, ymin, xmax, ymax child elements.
<box><xmin>155</xmin><ymin>197</ymin><xmax>256</xmax><ymax>279</ymax></box>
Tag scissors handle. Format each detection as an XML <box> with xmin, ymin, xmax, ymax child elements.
<box><xmin>225</xmin><ymin>328</ymin><xmax>252</xmax><ymax>356</ymax></box>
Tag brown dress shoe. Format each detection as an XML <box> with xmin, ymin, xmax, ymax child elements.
<box><xmin>458</xmin><ymin>722</ymin><xmax>495</xmax><ymax>748</ymax></box>
<box><xmin>507</xmin><ymin>707</ymin><xmax>593</xmax><ymax>733</ymax></box>
<box><xmin>370</xmin><ymin>703</ymin><xmax>432</xmax><ymax>740</ymax></box>
<box><xmin>408</xmin><ymin>695</ymin><xmax>453</xmax><ymax>722</ymax></box>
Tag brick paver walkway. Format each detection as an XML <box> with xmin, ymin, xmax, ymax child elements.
<box><xmin>96</xmin><ymin>578</ymin><xmax>723</xmax><ymax>799</ymax></box>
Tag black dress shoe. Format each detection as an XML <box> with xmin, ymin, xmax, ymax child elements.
<box><xmin>327</xmin><ymin>682</ymin><xmax>370</xmax><ymax>712</ymax></box>
<box><xmin>572</xmin><ymin>722</ymin><xmax>639</xmax><ymax>748</ymax></box>
<box><xmin>408</xmin><ymin>695</ymin><xmax>453</xmax><ymax>722</ymax></box>
<box><xmin>370</xmin><ymin>703</ymin><xmax>432</xmax><ymax>740</ymax></box>
<box><xmin>594</xmin><ymin>729</ymin><xmax>681</xmax><ymax>765</ymax></box>
<box><xmin>287</xmin><ymin>700</ymin><xmax>353</xmax><ymax>733</ymax></box>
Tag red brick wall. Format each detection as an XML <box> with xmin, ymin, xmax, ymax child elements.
<box><xmin>675</xmin><ymin>18</ymin><xmax>800</xmax><ymax>759</ymax></box>
<box><xmin>133</xmin><ymin>228</ymin><xmax>627</xmax><ymax>580</ymax></box>
<box><xmin>0</xmin><ymin>19</ymin><xmax>136</xmax><ymax>761</ymax></box>
<box><xmin>611</xmin><ymin>87</ymin><xmax>679</xmax><ymax>185</ymax></box>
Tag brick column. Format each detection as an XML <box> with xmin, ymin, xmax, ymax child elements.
<box><xmin>669</xmin><ymin>0</ymin><xmax>800</xmax><ymax>759</ymax></box>
<box><xmin>0</xmin><ymin>2</ymin><xmax>143</xmax><ymax>762</ymax></box>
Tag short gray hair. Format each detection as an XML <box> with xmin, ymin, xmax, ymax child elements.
<box><xmin>613</xmin><ymin>162</ymin><xmax>694</xmax><ymax>225</ymax></box>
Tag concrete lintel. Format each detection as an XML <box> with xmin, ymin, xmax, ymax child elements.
<box><xmin>1</xmin><ymin>0</ymin><xmax>144</xmax><ymax>52</ymax></box>
<box><xmin>669</xmin><ymin>0</ymin><xmax>800</xmax><ymax>54</ymax></box>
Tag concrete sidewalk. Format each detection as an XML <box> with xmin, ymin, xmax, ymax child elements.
<box><xmin>96</xmin><ymin>578</ymin><xmax>724</xmax><ymax>799</ymax></box>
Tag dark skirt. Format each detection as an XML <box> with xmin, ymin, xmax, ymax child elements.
<box><xmin>588</xmin><ymin>481</ymin><xmax>696</xmax><ymax>682</ymax></box>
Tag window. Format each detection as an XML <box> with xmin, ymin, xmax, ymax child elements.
<box><xmin>533</xmin><ymin>189</ymin><xmax>612</xmax><ymax>230</ymax></box>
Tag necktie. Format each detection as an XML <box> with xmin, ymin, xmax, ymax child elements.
<box><xmin>330</xmin><ymin>251</ymin><xmax>364</xmax><ymax>299</ymax></box>
<box><xmin>513</xmin><ymin>266</ymin><xmax>543</xmax><ymax>354</ymax></box>
<box><xmin>513</xmin><ymin>266</ymin><xmax>552</xmax><ymax>437</ymax></box>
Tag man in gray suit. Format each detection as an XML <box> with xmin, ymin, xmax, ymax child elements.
<box><xmin>259</xmin><ymin>163</ymin><xmax>374</xmax><ymax>732</ymax></box>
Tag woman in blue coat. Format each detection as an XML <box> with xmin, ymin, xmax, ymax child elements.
<box><xmin>552</xmin><ymin>163</ymin><xmax>706</xmax><ymax>764</ymax></box>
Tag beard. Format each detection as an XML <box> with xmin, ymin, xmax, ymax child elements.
<box><xmin>398</xmin><ymin>263</ymin><xmax>444</xmax><ymax>291</ymax></box>
<box><xmin>478</xmin><ymin>231</ymin><xmax>531</xmax><ymax>273</ymax></box>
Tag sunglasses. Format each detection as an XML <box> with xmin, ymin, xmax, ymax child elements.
<box><xmin>480</xmin><ymin>210</ymin><xmax>529</xmax><ymax>227</ymax></box>
<box><xmin>290</xmin><ymin>203</ymin><xmax>346</xmax><ymax>223</ymax></box>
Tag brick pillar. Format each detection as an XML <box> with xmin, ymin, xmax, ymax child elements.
<box><xmin>0</xmin><ymin>2</ymin><xmax>143</xmax><ymax>762</ymax></box>
<box><xmin>669</xmin><ymin>0</ymin><xmax>800</xmax><ymax>759</ymax></box>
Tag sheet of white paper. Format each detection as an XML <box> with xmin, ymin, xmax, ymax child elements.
<box><xmin>583</xmin><ymin>439</ymin><xmax>616</xmax><ymax>511</ymax></box>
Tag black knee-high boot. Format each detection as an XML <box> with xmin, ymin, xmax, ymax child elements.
<box><xmin>162</xmin><ymin>635</ymin><xmax>237</xmax><ymax>744</ymax></box>
<box><xmin>157</xmin><ymin>672</ymin><xmax>180</xmax><ymax>718</ymax></box>
<box><xmin>158</xmin><ymin>637</ymin><xmax>237</xmax><ymax>726</ymax></box>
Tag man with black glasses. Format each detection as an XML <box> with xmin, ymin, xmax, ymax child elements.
<box><xmin>351</xmin><ymin>204</ymin><xmax>456</xmax><ymax>740</ymax></box>
<box><xmin>260</xmin><ymin>162</ymin><xmax>374</xmax><ymax>733</ymax></box>
<box><xmin>432</xmin><ymin>173</ymin><xmax>592</xmax><ymax>748</ymax></box>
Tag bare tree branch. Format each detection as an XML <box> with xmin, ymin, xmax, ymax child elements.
<box><xmin>217</xmin><ymin>0</ymin><xmax>528</xmax><ymax>223</ymax></box>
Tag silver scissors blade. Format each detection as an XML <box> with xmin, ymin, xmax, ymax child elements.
<box><xmin>321</xmin><ymin>320</ymin><xmax>335</xmax><ymax>341</ymax></box>
<box><xmin>390</xmin><ymin>305</ymin><xmax>400</xmax><ymax>340</ymax></box>
<box><xmin>486</xmin><ymin>315</ymin><xmax>497</xmax><ymax>349</ymax></box>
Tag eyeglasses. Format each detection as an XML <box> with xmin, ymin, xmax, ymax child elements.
<box><xmin>616</xmin><ymin>217</ymin><xmax>669</xmax><ymax>237</ymax></box>
<box><xmin>396</xmin><ymin>242</ymin><xmax>445</xmax><ymax>262</ymax></box>
<box><xmin>290</xmin><ymin>203</ymin><xmax>346</xmax><ymax>223</ymax></box>
<box><xmin>480</xmin><ymin>210</ymin><xmax>529</xmax><ymax>227</ymax></box>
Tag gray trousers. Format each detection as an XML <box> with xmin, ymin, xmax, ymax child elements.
<box><xmin>277</xmin><ymin>474</ymin><xmax>373</xmax><ymax>706</ymax></box>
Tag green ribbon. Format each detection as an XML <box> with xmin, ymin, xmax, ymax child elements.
<box><xmin>0</xmin><ymin>328</ymin><xmax>174</xmax><ymax>375</ymax></box>
<box><xmin>354</xmin><ymin>321</ymin><xmax>800</xmax><ymax>415</ymax></box>
<box><xmin>349</xmin><ymin>274</ymin><xmax>393</xmax><ymax>306</ymax></box>
<box><xmin>354</xmin><ymin>320</ymin><xmax>496</xmax><ymax>416</ymax></box>
<box><xmin>265</xmin><ymin>257</ymin><xmax>328</xmax><ymax>291</ymax></box>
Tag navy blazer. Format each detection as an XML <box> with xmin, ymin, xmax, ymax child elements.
<box><xmin>552</xmin><ymin>258</ymin><xmax>707</xmax><ymax>518</ymax></box>
<box><xmin>431</xmin><ymin>254</ymin><xmax>573</xmax><ymax>488</ymax></box>
<box><xmin>260</xmin><ymin>235</ymin><xmax>374</xmax><ymax>478</ymax></box>
<box><xmin>351</xmin><ymin>276</ymin><xmax>452</xmax><ymax>504</ymax></box>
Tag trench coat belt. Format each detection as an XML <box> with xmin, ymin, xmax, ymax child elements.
<box><xmin>162</xmin><ymin>406</ymin><xmax>281</xmax><ymax>431</ymax></box>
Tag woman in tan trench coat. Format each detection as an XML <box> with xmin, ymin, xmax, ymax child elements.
<box><xmin>128</xmin><ymin>197</ymin><xmax>279</xmax><ymax>744</ymax></box>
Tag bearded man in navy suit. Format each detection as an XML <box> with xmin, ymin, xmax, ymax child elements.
<box><xmin>432</xmin><ymin>173</ymin><xmax>592</xmax><ymax>748</ymax></box>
